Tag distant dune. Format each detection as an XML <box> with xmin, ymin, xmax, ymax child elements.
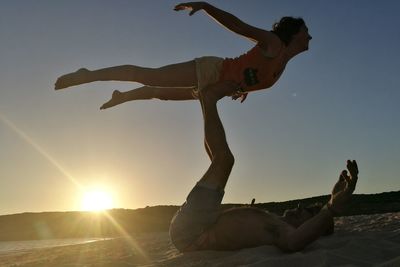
<box><xmin>0</xmin><ymin>191</ymin><xmax>399</xmax><ymax>241</ymax></box>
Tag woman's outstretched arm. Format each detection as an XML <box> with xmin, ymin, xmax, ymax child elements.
<box><xmin>174</xmin><ymin>2</ymin><xmax>281</xmax><ymax>49</ymax></box>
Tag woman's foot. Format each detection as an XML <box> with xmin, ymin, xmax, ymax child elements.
<box><xmin>55</xmin><ymin>68</ymin><xmax>92</xmax><ymax>90</ymax></box>
<box><xmin>100</xmin><ymin>90</ymin><xmax>125</xmax><ymax>110</ymax></box>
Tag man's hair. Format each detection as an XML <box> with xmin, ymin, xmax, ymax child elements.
<box><xmin>304</xmin><ymin>203</ymin><xmax>335</xmax><ymax>236</ymax></box>
<box><xmin>271</xmin><ymin>17</ymin><xmax>305</xmax><ymax>46</ymax></box>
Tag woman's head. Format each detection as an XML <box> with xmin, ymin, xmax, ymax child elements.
<box><xmin>272</xmin><ymin>17</ymin><xmax>307</xmax><ymax>46</ymax></box>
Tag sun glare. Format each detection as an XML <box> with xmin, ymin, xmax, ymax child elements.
<box><xmin>82</xmin><ymin>190</ymin><xmax>113</xmax><ymax>211</ymax></box>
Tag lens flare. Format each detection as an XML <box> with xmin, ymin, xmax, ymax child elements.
<box><xmin>82</xmin><ymin>190</ymin><xmax>113</xmax><ymax>211</ymax></box>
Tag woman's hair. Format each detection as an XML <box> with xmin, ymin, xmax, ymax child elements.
<box><xmin>272</xmin><ymin>17</ymin><xmax>305</xmax><ymax>46</ymax></box>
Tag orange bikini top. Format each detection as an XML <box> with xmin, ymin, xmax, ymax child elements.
<box><xmin>219</xmin><ymin>45</ymin><xmax>285</xmax><ymax>92</ymax></box>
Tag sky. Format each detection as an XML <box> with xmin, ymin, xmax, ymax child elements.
<box><xmin>0</xmin><ymin>0</ymin><xmax>399</xmax><ymax>215</ymax></box>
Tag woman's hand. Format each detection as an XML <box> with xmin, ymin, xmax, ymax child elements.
<box><xmin>174</xmin><ymin>2</ymin><xmax>207</xmax><ymax>16</ymax></box>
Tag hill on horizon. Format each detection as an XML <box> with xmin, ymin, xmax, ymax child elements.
<box><xmin>0</xmin><ymin>190</ymin><xmax>399</xmax><ymax>241</ymax></box>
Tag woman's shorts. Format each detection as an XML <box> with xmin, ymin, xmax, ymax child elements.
<box><xmin>169</xmin><ymin>183</ymin><xmax>224</xmax><ymax>252</ymax></box>
<box><xmin>193</xmin><ymin>56</ymin><xmax>224</xmax><ymax>97</ymax></box>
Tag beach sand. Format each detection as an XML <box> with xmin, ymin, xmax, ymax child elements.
<box><xmin>1</xmin><ymin>212</ymin><xmax>399</xmax><ymax>267</ymax></box>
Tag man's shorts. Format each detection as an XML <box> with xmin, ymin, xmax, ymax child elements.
<box><xmin>193</xmin><ymin>56</ymin><xmax>224</xmax><ymax>97</ymax></box>
<box><xmin>169</xmin><ymin>183</ymin><xmax>224</xmax><ymax>252</ymax></box>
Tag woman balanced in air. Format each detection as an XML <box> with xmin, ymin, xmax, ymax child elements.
<box><xmin>55</xmin><ymin>2</ymin><xmax>312</xmax><ymax>108</ymax></box>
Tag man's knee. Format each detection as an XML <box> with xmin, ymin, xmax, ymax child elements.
<box><xmin>215</xmin><ymin>150</ymin><xmax>235</xmax><ymax>168</ymax></box>
<box><xmin>226</xmin><ymin>151</ymin><xmax>235</xmax><ymax>167</ymax></box>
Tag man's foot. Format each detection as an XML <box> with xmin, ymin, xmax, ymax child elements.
<box><xmin>100</xmin><ymin>90</ymin><xmax>125</xmax><ymax>110</ymax></box>
<box><xmin>199</xmin><ymin>81</ymin><xmax>239</xmax><ymax>104</ymax></box>
<box><xmin>198</xmin><ymin>87</ymin><xmax>218</xmax><ymax>107</ymax></box>
<box><xmin>55</xmin><ymin>68</ymin><xmax>92</xmax><ymax>90</ymax></box>
<box><xmin>198</xmin><ymin>81</ymin><xmax>228</xmax><ymax>104</ymax></box>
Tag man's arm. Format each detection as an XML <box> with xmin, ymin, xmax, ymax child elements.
<box><xmin>174</xmin><ymin>2</ymin><xmax>281</xmax><ymax>52</ymax></box>
<box><xmin>280</xmin><ymin>207</ymin><xmax>334</xmax><ymax>251</ymax></box>
<box><xmin>279</xmin><ymin>160</ymin><xmax>359</xmax><ymax>252</ymax></box>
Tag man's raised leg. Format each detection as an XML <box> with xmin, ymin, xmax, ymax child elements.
<box><xmin>169</xmin><ymin>83</ymin><xmax>234</xmax><ymax>251</ymax></box>
<box><xmin>197</xmin><ymin>84</ymin><xmax>234</xmax><ymax>191</ymax></box>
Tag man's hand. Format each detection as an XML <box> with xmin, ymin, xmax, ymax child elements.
<box><xmin>174</xmin><ymin>2</ymin><xmax>207</xmax><ymax>16</ymax></box>
<box><xmin>329</xmin><ymin>160</ymin><xmax>359</xmax><ymax>214</ymax></box>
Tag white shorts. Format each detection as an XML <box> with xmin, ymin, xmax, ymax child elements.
<box><xmin>193</xmin><ymin>56</ymin><xmax>224</xmax><ymax>97</ymax></box>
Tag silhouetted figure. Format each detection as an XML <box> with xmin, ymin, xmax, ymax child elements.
<box><xmin>54</xmin><ymin>2</ymin><xmax>312</xmax><ymax>109</ymax></box>
<box><xmin>169</xmin><ymin>85</ymin><xmax>359</xmax><ymax>252</ymax></box>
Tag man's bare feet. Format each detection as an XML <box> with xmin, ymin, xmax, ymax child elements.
<box><xmin>328</xmin><ymin>160</ymin><xmax>359</xmax><ymax>214</ymax></box>
<box><xmin>199</xmin><ymin>81</ymin><xmax>240</xmax><ymax>104</ymax></box>
<box><xmin>198</xmin><ymin>86</ymin><xmax>218</xmax><ymax>107</ymax></box>
<box><xmin>100</xmin><ymin>90</ymin><xmax>125</xmax><ymax>110</ymax></box>
<box><xmin>55</xmin><ymin>68</ymin><xmax>92</xmax><ymax>90</ymax></box>
<box><xmin>199</xmin><ymin>81</ymin><xmax>232</xmax><ymax>104</ymax></box>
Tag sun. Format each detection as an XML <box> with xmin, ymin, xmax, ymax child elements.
<box><xmin>81</xmin><ymin>190</ymin><xmax>114</xmax><ymax>211</ymax></box>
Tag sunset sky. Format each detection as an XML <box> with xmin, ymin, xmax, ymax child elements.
<box><xmin>1</xmin><ymin>0</ymin><xmax>399</xmax><ymax>215</ymax></box>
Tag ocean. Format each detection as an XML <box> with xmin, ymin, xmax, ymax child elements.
<box><xmin>0</xmin><ymin>238</ymin><xmax>108</xmax><ymax>254</ymax></box>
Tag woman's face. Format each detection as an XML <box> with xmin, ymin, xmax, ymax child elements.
<box><xmin>292</xmin><ymin>24</ymin><xmax>312</xmax><ymax>51</ymax></box>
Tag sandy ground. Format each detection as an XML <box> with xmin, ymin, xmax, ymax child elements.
<box><xmin>1</xmin><ymin>212</ymin><xmax>399</xmax><ymax>267</ymax></box>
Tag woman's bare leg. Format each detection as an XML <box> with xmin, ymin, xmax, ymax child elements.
<box><xmin>55</xmin><ymin>60</ymin><xmax>197</xmax><ymax>90</ymax></box>
<box><xmin>100</xmin><ymin>86</ymin><xmax>197</xmax><ymax>110</ymax></box>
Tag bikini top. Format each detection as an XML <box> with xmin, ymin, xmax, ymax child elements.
<box><xmin>219</xmin><ymin>45</ymin><xmax>286</xmax><ymax>92</ymax></box>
